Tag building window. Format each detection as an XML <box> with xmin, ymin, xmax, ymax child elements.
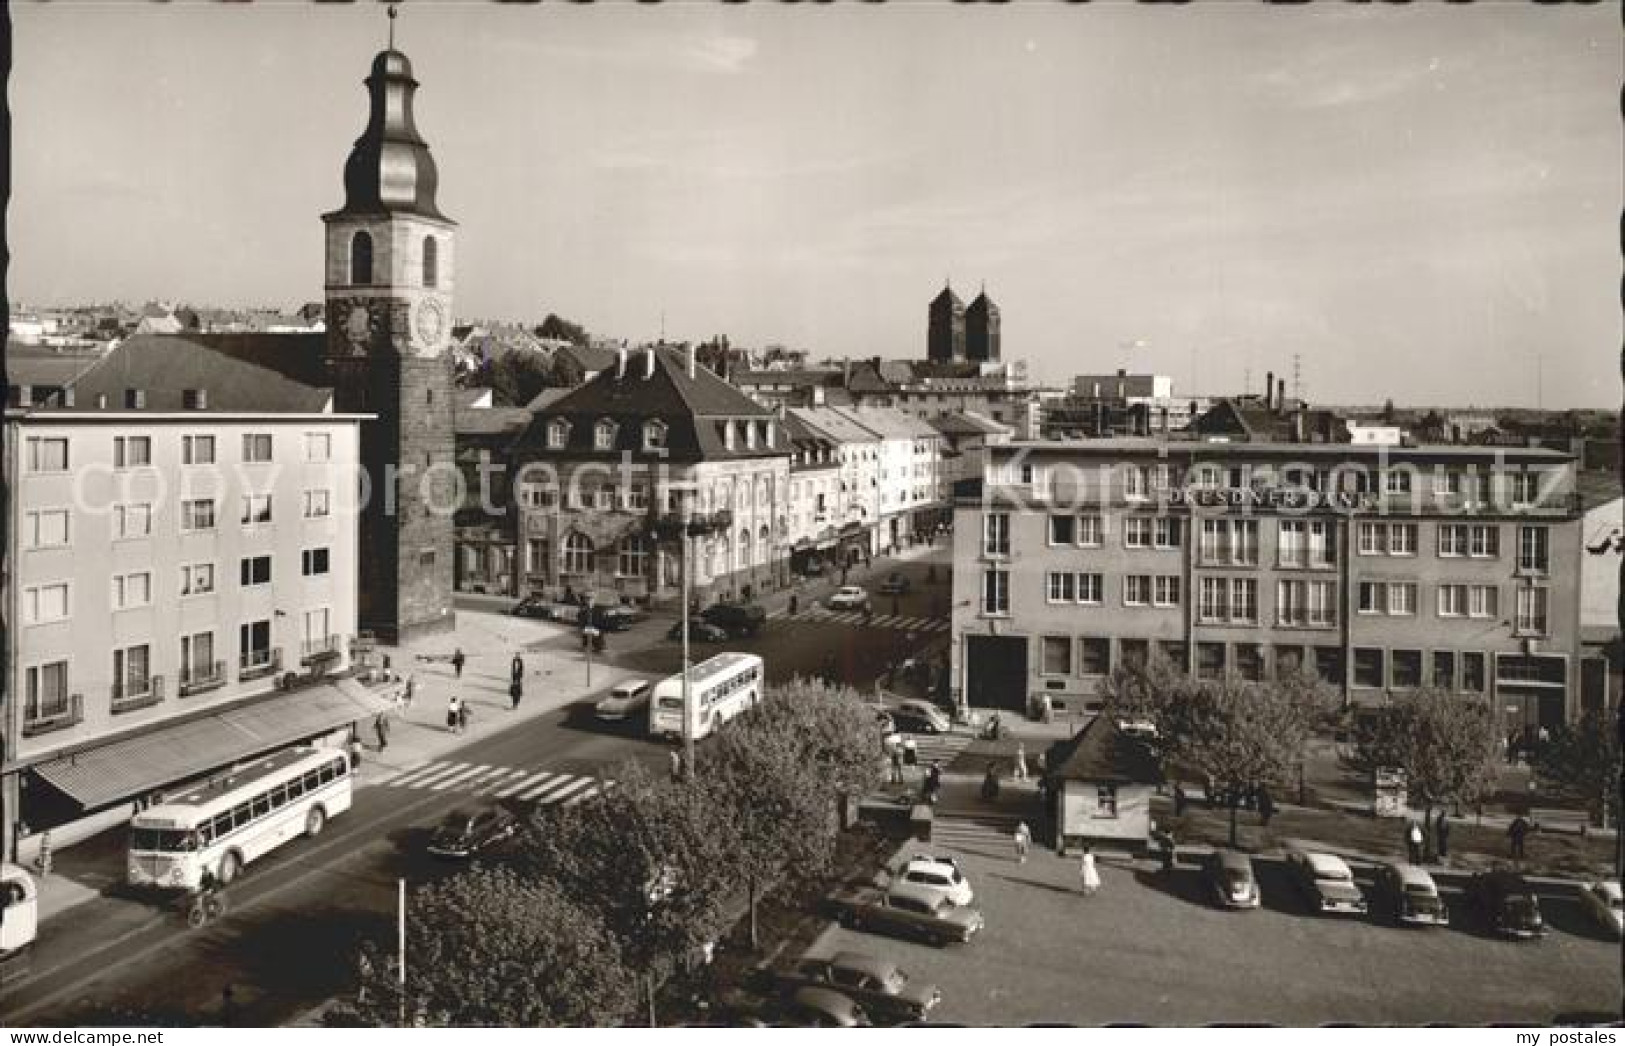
<box><xmin>181</xmin><ymin>562</ymin><xmax>215</xmax><ymax>597</ymax></box>
<box><xmin>547</xmin><ymin>420</ymin><xmax>570</xmax><ymax>449</ymax></box>
<box><xmin>1517</xmin><ymin>525</ymin><xmax>1549</xmax><ymax>574</ymax></box>
<box><xmin>1234</xmin><ymin>644</ymin><xmax>1264</xmax><ymax>681</ymax></box>
<box><xmin>1391</xmin><ymin>649</ymin><xmax>1423</xmax><ymax>689</ymax></box>
<box><xmin>1231</xmin><ymin>578</ymin><xmax>1258</xmax><ymax>623</ymax></box>
<box><xmin>114</xmin><ymin>503</ymin><xmax>153</xmax><ymax>539</ymax></box>
<box><xmin>1514</xmin><ymin>587</ymin><xmax>1549</xmax><ymax>636</ymax></box>
<box><xmin>1078</xmin><ymin>573</ymin><xmax>1104</xmax><ymax>605</ymax></box>
<box><xmin>1095</xmin><ymin>783</ymin><xmax>1119</xmax><ymax>818</ymax></box>
<box><xmin>240</xmin><ymin>555</ymin><xmax>272</xmax><ymax>586</ymax></box>
<box><xmin>241</xmin><ymin>494</ymin><xmax>273</xmax><ymax>526</ymax></box>
<box><xmin>562</xmin><ymin>533</ymin><xmax>594</xmax><ymax>575</ymax></box>
<box><xmin>526</xmin><ymin>538</ymin><xmax>547</xmax><ymax>574</ymax></box>
<box><xmin>25</xmin><ymin>661</ymin><xmax>70</xmax><ymax>723</ymax></box>
<box><xmin>617</xmin><ymin>536</ymin><xmax>648</xmax><ymax>578</ymax></box>
<box><xmin>1357</xmin><ymin>522</ymin><xmax>1385</xmax><ymax>556</ymax></box>
<box><xmin>1123</xmin><ymin>465</ymin><xmax>1147</xmax><ymax>501</ymax></box>
<box><xmin>1469</xmin><ymin>585</ymin><xmax>1498</xmax><ymax>619</ymax></box>
<box><xmin>1198</xmin><ymin>519</ymin><xmax>1257</xmax><ymax>566</ymax></box>
<box><xmin>1387</xmin><ymin>524</ymin><xmax>1417</xmax><ymax>556</ymax></box>
<box><xmin>302</xmin><ymin>548</ymin><xmax>331</xmax><ymax>577</ymax></box>
<box><xmin>1437</xmin><ymin>585</ymin><xmax>1466</xmax><ymax>618</ymax></box>
<box><xmin>627</xmin><ymin>483</ymin><xmax>648</xmax><ymax>510</ymax></box>
<box><xmin>242</xmin><ymin>433</ymin><xmax>273</xmax><ymax>463</ymax></box>
<box><xmin>305</xmin><ymin>433</ymin><xmax>332</xmax><ymax>462</ymax></box>
<box><xmin>27</xmin><ymin>437</ymin><xmax>69</xmax><ymax>473</ymax></box>
<box><xmin>643</xmin><ymin>420</ymin><xmax>667</xmax><ymax>451</ymax></box>
<box><xmin>1153</xmin><ymin>575</ymin><xmax>1181</xmax><ymax>608</ymax></box>
<box><xmin>422</xmin><ymin>235</ymin><xmax>438</xmax><ymax>288</ymax></box>
<box><xmin>112</xmin><ymin>571</ymin><xmax>152</xmax><ymax>610</ymax></box>
<box><xmin>1278</xmin><ymin>519</ymin><xmax>1336</xmax><ymax>568</ymax></box>
<box><xmin>1041</xmin><ymin>636</ymin><xmax>1072</xmax><ymax>676</ymax></box>
<box><xmin>23</xmin><ymin>582</ymin><xmax>70</xmax><ymax>625</ymax></box>
<box><xmin>1123</xmin><ymin>518</ymin><xmax>1152</xmax><ymax>549</ymax></box>
<box><xmin>1388</xmin><ymin>582</ymin><xmax>1417</xmax><ymax>616</ymax></box>
<box><xmin>181</xmin><ymin>632</ymin><xmax>216</xmax><ymax>687</ymax></box>
<box><xmin>350</xmin><ymin>230</ymin><xmax>373</xmax><ymax>285</ymax></box>
<box><xmin>1124</xmin><ymin>575</ymin><xmax>1151</xmax><ymax>607</ymax></box>
<box><xmin>594</xmin><ymin>420</ymin><xmax>617</xmax><ymax>450</ymax></box>
<box><xmin>1352</xmin><ymin>648</ymin><xmax>1385</xmax><ymax>688</ymax></box>
<box><xmin>182</xmin><ymin>499</ymin><xmax>216</xmax><ymax>531</ymax></box>
<box><xmin>1432</xmin><ymin>651</ymin><xmax>1456</xmax><ymax>690</ymax></box>
<box><xmin>114</xmin><ymin>436</ymin><xmax>151</xmax><ymax>468</ymax></box>
<box><xmin>1048</xmin><ymin>515</ymin><xmax>1076</xmax><ymax>546</ymax></box>
<box><xmin>982</xmin><ymin>569</ymin><xmax>1010</xmax><ymax>615</ymax></box>
<box><xmin>24</xmin><ymin>509</ymin><xmax>70</xmax><ymax>549</ymax></box>
<box><xmin>1079</xmin><ymin>637</ymin><xmax>1111</xmax><ymax>676</ymax></box>
<box><xmin>240</xmin><ymin>620</ymin><xmax>273</xmax><ymax>670</ymax></box>
<box><xmin>1046</xmin><ymin>572</ymin><xmax>1076</xmax><ymax>603</ymax></box>
<box><xmin>1277</xmin><ymin>580</ymin><xmax>1336</xmax><ymax>627</ymax></box>
<box><xmin>1510</xmin><ymin>471</ymin><xmax>1540</xmax><ymax>507</ymax></box>
<box><xmin>1153</xmin><ymin>518</ymin><xmax>1181</xmax><ymax>550</ymax></box>
<box><xmin>1196</xmin><ymin>642</ymin><xmax>1226</xmax><ymax>680</ymax></box>
<box><xmin>1198</xmin><ymin>577</ymin><xmax>1256</xmax><ymax>624</ymax></box>
<box><xmin>983</xmin><ymin>512</ymin><xmax>1010</xmax><ymax>557</ymax></box>
<box><xmin>183</xmin><ymin>434</ymin><xmax>216</xmax><ymax>465</ymax></box>
<box><xmin>1077</xmin><ymin>515</ymin><xmax>1103</xmax><ymax>547</ymax></box>
<box><xmin>1384</xmin><ymin>469</ymin><xmax>1414</xmax><ymax>495</ymax></box>
<box><xmin>113</xmin><ymin>644</ymin><xmax>152</xmax><ymax>702</ymax></box>
<box><xmin>595</xmin><ymin>486</ymin><xmax>617</xmax><ymax>511</ymax></box>
<box><xmin>304</xmin><ymin>489</ymin><xmax>332</xmax><ymax>518</ymax></box>
<box><xmin>1461</xmin><ymin>652</ymin><xmax>1487</xmax><ymax>693</ymax></box>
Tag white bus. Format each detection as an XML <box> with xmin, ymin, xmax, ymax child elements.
<box><xmin>127</xmin><ymin>746</ymin><xmax>352</xmax><ymax>891</ymax></box>
<box><xmin>649</xmin><ymin>652</ymin><xmax>765</xmax><ymax>742</ymax></box>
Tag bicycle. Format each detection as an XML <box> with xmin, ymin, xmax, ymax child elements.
<box><xmin>183</xmin><ymin>886</ymin><xmax>227</xmax><ymax>929</ymax></box>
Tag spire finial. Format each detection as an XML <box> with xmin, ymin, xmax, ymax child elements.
<box><xmin>387</xmin><ymin>2</ymin><xmax>398</xmax><ymax>51</ymax></box>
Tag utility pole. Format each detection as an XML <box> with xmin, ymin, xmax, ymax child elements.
<box><xmin>397</xmin><ymin>878</ymin><xmax>406</xmax><ymax>1028</ymax></box>
<box><xmin>681</xmin><ymin>509</ymin><xmax>695</xmax><ymax>781</ymax></box>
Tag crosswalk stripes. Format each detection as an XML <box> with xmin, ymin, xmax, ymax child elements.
<box><xmin>903</xmin><ymin>730</ymin><xmax>975</xmax><ymax>767</ymax></box>
<box><xmin>382</xmin><ymin>759</ymin><xmax>611</xmax><ymax>806</ymax></box>
<box><xmin>929</xmin><ymin>809</ymin><xmax>1029</xmax><ymax>853</ymax></box>
<box><xmin>769</xmin><ymin>607</ymin><xmax>948</xmax><ymax>633</ymax></box>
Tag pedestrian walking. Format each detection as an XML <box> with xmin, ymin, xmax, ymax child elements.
<box><xmin>1078</xmin><ymin>847</ymin><xmax>1101</xmax><ymax>896</ymax></box>
<box><xmin>981</xmin><ymin>762</ymin><xmax>1001</xmax><ymax>802</ymax></box>
<box><xmin>446</xmin><ymin>695</ymin><xmax>462</xmax><ymax>734</ymax></box>
<box><xmin>509</xmin><ymin>679</ymin><xmax>523</xmax><ymax>711</ymax></box>
<box><xmin>1508</xmin><ymin>815</ymin><xmax>1531</xmax><ymax>859</ymax></box>
<box><xmin>788</xmin><ymin>593</ymin><xmax>799</xmax><ymax>616</ymax></box>
<box><xmin>1173</xmin><ymin>781</ymin><xmax>1188</xmax><ymax>816</ymax></box>
<box><xmin>1153</xmin><ymin>827</ymin><xmax>1177</xmax><ymax>874</ymax></box>
<box><xmin>458</xmin><ymin>700</ymin><xmax>472</xmax><ymax>734</ymax></box>
<box><xmin>373</xmin><ymin>712</ymin><xmax>389</xmax><ymax>751</ymax></box>
<box><xmin>1435</xmin><ymin>809</ymin><xmax>1451</xmax><ymax>859</ymax></box>
<box><xmin>1405</xmin><ymin>820</ymin><xmax>1424</xmax><ymax>863</ymax></box>
<box><xmin>1013</xmin><ymin>821</ymin><xmax>1031</xmax><ymax>864</ymax></box>
<box><xmin>511</xmin><ymin>653</ymin><xmax>524</xmax><ymax>683</ymax></box>
<box><xmin>1256</xmin><ymin>785</ymin><xmax>1276</xmax><ymax>828</ymax></box>
<box><xmin>669</xmin><ymin>749</ymin><xmax>683</xmax><ymax>781</ymax></box>
<box><xmin>451</xmin><ymin>648</ymin><xmax>466</xmax><ymax>679</ymax></box>
<box><xmin>348</xmin><ymin>734</ymin><xmax>364</xmax><ymax>770</ymax></box>
<box><xmin>1013</xmin><ymin>742</ymin><xmax>1028</xmax><ymax>782</ymax></box>
<box><xmin>402</xmin><ymin>673</ymin><xmax>416</xmax><ymax>709</ymax></box>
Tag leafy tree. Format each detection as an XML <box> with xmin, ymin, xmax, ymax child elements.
<box><xmin>518</xmin><ymin>760</ymin><xmax>732</xmax><ymax>1026</ymax></box>
<box><xmin>485</xmin><ymin>350</ymin><xmax>572</xmax><ymax>406</ymax></box>
<box><xmin>1345</xmin><ymin>688</ymin><xmax>1502</xmax><ymax>858</ymax></box>
<box><xmin>1160</xmin><ymin>677</ymin><xmax>1320</xmax><ymax>846</ymax></box>
<box><xmin>536</xmin><ymin>313</ymin><xmax>590</xmax><ymax>346</ymax></box>
<box><xmin>698</xmin><ymin>712</ymin><xmax>833</xmax><ymax>950</ymax></box>
<box><xmin>1097</xmin><ymin>646</ymin><xmax>1183</xmax><ymax>741</ymax></box>
<box><xmin>1531</xmin><ymin>709</ymin><xmax>1621</xmax><ymax>828</ymax></box>
<box><xmin>757</xmin><ymin>677</ymin><xmax>887</xmax><ymax>803</ymax></box>
<box><xmin>352</xmin><ymin>867</ymin><xmax>634</xmax><ymax>1027</ymax></box>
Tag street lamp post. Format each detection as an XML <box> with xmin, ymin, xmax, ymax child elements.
<box><xmin>653</xmin><ymin>490</ymin><xmax>729</xmax><ymax>783</ymax></box>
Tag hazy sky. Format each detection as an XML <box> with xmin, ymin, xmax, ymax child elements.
<box><xmin>10</xmin><ymin>2</ymin><xmax>1619</xmax><ymax>407</ymax></box>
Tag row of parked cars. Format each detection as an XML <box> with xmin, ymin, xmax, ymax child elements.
<box><xmin>1205</xmin><ymin>846</ymin><xmax>1622</xmax><ymax>940</ymax></box>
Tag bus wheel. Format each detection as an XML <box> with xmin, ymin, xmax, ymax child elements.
<box><xmin>217</xmin><ymin>851</ymin><xmax>241</xmax><ymax>885</ymax></box>
<box><xmin>306</xmin><ymin>806</ymin><xmax>326</xmax><ymax>837</ymax></box>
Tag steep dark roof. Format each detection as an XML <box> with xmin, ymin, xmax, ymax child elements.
<box><xmin>25</xmin><ymin>333</ymin><xmax>333</xmax><ymax>413</ymax></box>
<box><xmin>1045</xmin><ymin>717</ymin><xmax>1161</xmax><ymax>785</ymax></box>
<box><xmin>929</xmin><ymin>411</ymin><xmax>1011</xmax><ymax>437</ymax></box>
<box><xmin>554</xmin><ymin>342</ymin><xmax>620</xmax><ymax>374</ymax></box>
<box><xmin>6</xmin><ymin>349</ymin><xmax>105</xmax><ymax>391</ymax></box>
<box><xmin>454</xmin><ymin>406</ymin><xmax>532</xmax><ymax>438</ymax></box>
<box><xmin>734</xmin><ymin>368</ymin><xmax>842</xmax><ymax>388</ymax></box>
<box><xmin>511</xmin><ymin>346</ymin><xmax>779</xmax><ymax>462</ymax></box>
<box><xmin>524</xmin><ymin>387</ymin><xmax>572</xmax><ymax>412</ymax></box>
<box><xmin>931</xmin><ymin>284</ymin><xmax>963</xmax><ymax>308</ymax></box>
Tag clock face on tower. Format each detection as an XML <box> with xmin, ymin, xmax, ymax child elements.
<box><xmin>413</xmin><ymin>299</ymin><xmax>446</xmax><ymax>356</ymax></box>
<box><xmin>344</xmin><ymin>304</ymin><xmax>371</xmax><ymax>355</ymax></box>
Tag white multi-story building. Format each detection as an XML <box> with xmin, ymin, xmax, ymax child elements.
<box><xmin>787</xmin><ymin>407</ymin><xmax>884</xmax><ymax>564</ymax></box>
<box><xmin>3</xmin><ymin>334</ymin><xmax>383</xmax><ymax>860</ymax></box>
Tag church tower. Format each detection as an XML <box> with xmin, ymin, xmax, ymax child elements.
<box><xmin>323</xmin><ymin>46</ymin><xmax>457</xmax><ymax>642</ymax></box>
<box><xmin>965</xmin><ymin>287</ymin><xmax>1001</xmax><ymax>362</ymax></box>
<box><xmin>927</xmin><ymin>282</ymin><xmax>966</xmax><ymax>362</ymax></box>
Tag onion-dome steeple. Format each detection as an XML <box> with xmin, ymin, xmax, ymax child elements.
<box><xmin>329</xmin><ymin>48</ymin><xmax>451</xmax><ymax>222</ymax></box>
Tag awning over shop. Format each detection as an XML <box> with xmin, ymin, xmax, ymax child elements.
<box><xmin>30</xmin><ymin>679</ymin><xmax>394</xmax><ymax>811</ymax></box>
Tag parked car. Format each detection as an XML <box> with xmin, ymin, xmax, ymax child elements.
<box><xmin>892</xmin><ymin>699</ymin><xmax>951</xmax><ymax>735</ymax></box>
<box><xmin>873</xmin><ymin>710</ymin><xmax>903</xmax><ymax>751</ymax></box>
<box><xmin>776</xmin><ymin>986</ymin><xmax>870</xmax><ymax>1028</ymax></box>
<box><xmin>1116</xmin><ymin>718</ymin><xmax>1160</xmax><ymax>741</ymax></box>
<box><xmin>1465</xmin><ymin>870</ymin><xmax>1547</xmax><ymax>939</ymax></box>
<box><xmin>702</xmin><ymin>602</ymin><xmax>768</xmax><ymax>638</ymax></box>
<box><xmin>581</xmin><ymin>604</ymin><xmax>643</xmax><ymax>632</ymax></box>
<box><xmin>594</xmin><ymin>678</ymin><xmax>652</xmax><ymax>722</ymax></box>
<box><xmin>829</xmin><ymin>586</ymin><xmax>870</xmax><ymax>610</ymax></box>
<box><xmin>1201</xmin><ymin>848</ymin><xmax>1260</xmax><ymax>910</ymax></box>
<box><xmin>1578</xmin><ymin>880</ymin><xmax>1622</xmax><ymax>937</ymax></box>
<box><xmin>1372</xmin><ymin>863</ymin><xmax>1449</xmax><ymax>927</ymax></box>
<box><xmin>427</xmin><ymin>806</ymin><xmax>519</xmax><ymax>859</ymax></box>
<box><xmin>511</xmin><ymin>594</ymin><xmax>552</xmax><ymax>618</ymax></box>
<box><xmin>1284</xmin><ymin>849</ymin><xmax>1368</xmax><ymax>916</ymax></box>
<box><xmin>877</xmin><ymin>574</ymin><xmax>911</xmax><ymax>596</ymax></box>
<box><xmin>897</xmin><ymin>855</ymin><xmax>974</xmax><ymax>907</ymax></box>
<box><xmin>832</xmin><ymin>881</ymin><xmax>984</xmax><ymax>946</ymax></box>
<box><xmin>771</xmin><ymin>952</ymin><xmax>940</xmax><ymax>1024</ymax></box>
<box><xmin>667</xmin><ymin>620</ymin><xmax>729</xmax><ymax>643</ymax></box>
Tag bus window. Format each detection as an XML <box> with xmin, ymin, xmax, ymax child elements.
<box><xmin>252</xmin><ymin>794</ymin><xmax>271</xmax><ymax>818</ymax></box>
<box><xmin>232</xmin><ymin>802</ymin><xmax>252</xmax><ymax>829</ymax></box>
<box><xmin>334</xmin><ymin>758</ymin><xmax>349</xmax><ymax>778</ymax></box>
<box><xmin>196</xmin><ymin>822</ymin><xmax>214</xmax><ymax>846</ymax></box>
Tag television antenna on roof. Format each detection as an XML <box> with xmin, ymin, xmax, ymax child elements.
<box><xmin>387</xmin><ymin>3</ymin><xmax>399</xmax><ymax>50</ymax></box>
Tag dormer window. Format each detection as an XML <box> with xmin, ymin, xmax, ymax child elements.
<box><xmin>643</xmin><ymin>420</ymin><xmax>668</xmax><ymax>451</ymax></box>
<box><xmin>745</xmin><ymin>422</ymin><xmax>757</xmax><ymax>450</ymax></box>
<box><xmin>547</xmin><ymin>419</ymin><xmax>570</xmax><ymax>449</ymax></box>
<box><xmin>594</xmin><ymin>419</ymin><xmax>618</xmax><ymax>451</ymax></box>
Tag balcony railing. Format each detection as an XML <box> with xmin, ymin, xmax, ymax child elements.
<box><xmin>179</xmin><ymin>660</ymin><xmax>228</xmax><ymax>697</ymax></box>
<box><xmin>23</xmin><ymin>693</ymin><xmax>84</xmax><ymax>738</ymax></box>
<box><xmin>239</xmin><ymin>648</ymin><xmax>283</xmax><ymax>682</ymax></box>
<box><xmin>111</xmin><ymin>675</ymin><xmax>165</xmax><ymax>714</ymax></box>
<box><xmin>300</xmin><ymin>634</ymin><xmax>344</xmax><ymax>662</ymax></box>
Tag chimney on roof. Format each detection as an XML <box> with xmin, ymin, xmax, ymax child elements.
<box><xmin>1117</xmin><ymin>368</ymin><xmax>1127</xmax><ymax>378</ymax></box>
<box><xmin>62</xmin><ymin>388</ymin><xmax>75</xmax><ymax>408</ymax></box>
<box><xmin>1265</xmin><ymin>371</ymin><xmax>1274</xmax><ymax>409</ymax></box>
<box><xmin>1276</xmin><ymin>378</ymin><xmax>1286</xmax><ymax>413</ymax></box>
<box><xmin>96</xmin><ymin>393</ymin><xmax>108</xmax><ymax>410</ymax></box>
<box><xmin>617</xmin><ymin>348</ymin><xmax>628</xmax><ymax>380</ymax></box>
<box><xmin>15</xmin><ymin>385</ymin><xmax>32</xmax><ymax>407</ymax></box>
<box><xmin>644</xmin><ymin>346</ymin><xmax>656</xmax><ymax>380</ymax></box>
<box><xmin>686</xmin><ymin>343</ymin><xmax>696</xmax><ymax>379</ymax></box>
